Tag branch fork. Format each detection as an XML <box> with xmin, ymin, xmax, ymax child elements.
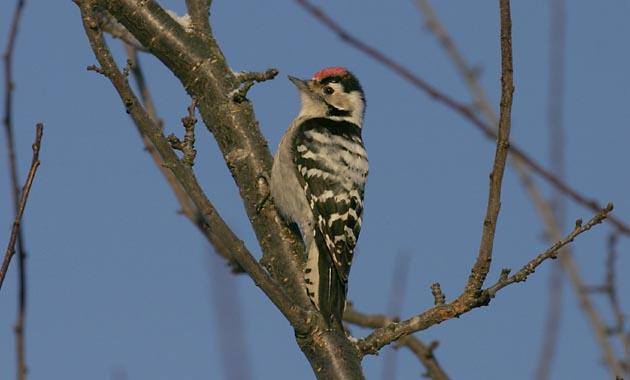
<box><xmin>231</xmin><ymin>68</ymin><xmax>279</xmax><ymax>103</ymax></box>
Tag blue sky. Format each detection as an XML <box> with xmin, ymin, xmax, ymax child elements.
<box><xmin>1</xmin><ymin>1</ymin><xmax>629</xmax><ymax>379</ymax></box>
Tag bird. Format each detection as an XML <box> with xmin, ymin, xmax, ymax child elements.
<box><xmin>270</xmin><ymin>67</ymin><xmax>368</xmax><ymax>329</ymax></box>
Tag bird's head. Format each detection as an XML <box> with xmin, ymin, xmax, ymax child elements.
<box><xmin>289</xmin><ymin>67</ymin><xmax>365</xmax><ymax>126</ymax></box>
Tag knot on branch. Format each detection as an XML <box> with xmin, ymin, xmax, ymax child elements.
<box><xmin>231</xmin><ymin>68</ymin><xmax>279</xmax><ymax>103</ymax></box>
<box><xmin>168</xmin><ymin>97</ymin><xmax>198</xmax><ymax>166</ymax></box>
<box><xmin>87</xmin><ymin>64</ymin><xmax>109</xmax><ymax>77</ymax></box>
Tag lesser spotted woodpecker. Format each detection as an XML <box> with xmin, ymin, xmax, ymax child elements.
<box><xmin>270</xmin><ymin>67</ymin><xmax>368</xmax><ymax>328</ymax></box>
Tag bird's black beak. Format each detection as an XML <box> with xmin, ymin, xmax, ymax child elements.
<box><xmin>288</xmin><ymin>75</ymin><xmax>310</xmax><ymax>92</ymax></box>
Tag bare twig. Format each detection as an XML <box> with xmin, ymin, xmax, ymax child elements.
<box><xmin>168</xmin><ymin>97</ymin><xmax>198</xmax><ymax>166</ymax></box>
<box><xmin>0</xmin><ymin>124</ymin><xmax>43</xmax><ymax>290</ymax></box>
<box><xmin>430</xmin><ymin>283</ymin><xmax>445</xmax><ymax>306</ymax></box>
<box><xmin>3</xmin><ymin>2</ymin><xmax>29</xmax><ymax>377</ymax></box>
<box><xmin>124</xmin><ymin>44</ymin><xmax>244</xmax><ymax>272</ymax></box>
<box><xmin>344</xmin><ymin>305</ymin><xmax>449</xmax><ymax>380</ymax></box>
<box><xmin>357</xmin><ymin>204</ymin><xmax>612</xmax><ymax>355</ymax></box>
<box><xmin>463</xmin><ymin>0</ymin><xmax>514</xmax><ymax>295</ymax></box>
<box><xmin>76</xmin><ymin>1</ymin><xmax>309</xmax><ymax>333</ymax></box>
<box><xmin>484</xmin><ymin>206</ymin><xmax>612</xmax><ymax>297</ymax></box>
<box><xmin>294</xmin><ymin>0</ymin><xmax>630</xmax><ymax>235</ymax></box>
<box><xmin>231</xmin><ymin>68</ymin><xmax>279</xmax><ymax>103</ymax></box>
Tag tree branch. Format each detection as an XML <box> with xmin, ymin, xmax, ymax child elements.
<box><xmin>76</xmin><ymin>0</ymin><xmax>310</xmax><ymax>334</ymax></box>
<box><xmin>3</xmin><ymin>0</ymin><xmax>29</xmax><ymax>378</ymax></box>
<box><xmin>356</xmin><ymin>204</ymin><xmax>612</xmax><ymax>355</ymax></box>
<box><xmin>98</xmin><ymin>0</ymin><xmax>310</xmax><ymax>307</ymax></box>
<box><xmin>168</xmin><ymin>97</ymin><xmax>198</xmax><ymax>167</ymax></box>
<box><xmin>483</xmin><ymin>205</ymin><xmax>612</xmax><ymax>297</ymax></box>
<box><xmin>463</xmin><ymin>0</ymin><xmax>514</xmax><ymax>295</ymax></box>
<box><xmin>344</xmin><ymin>305</ymin><xmax>449</xmax><ymax>380</ymax></box>
<box><xmin>294</xmin><ymin>0</ymin><xmax>630</xmax><ymax>235</ymax></box>
<box><xmin>0</xmin><ymin>124</ymin><xmax>43</xmax><ymax>290</ymax></box>
<box><xmin>414</xmin><ymin>2</ymin><xmax>625</xmax><ymax>376</ymax></box>
<box><xmin>83</xmin><ymin>1</ymin><xmax>366</xmax><ymax>377</ymax></box>
<box><xmin>185</xmin><ymin>0</ymin><xmax>211</xmax><ymax>36</ymax></box>
<box><xmin>123</xmin><ymin>45</ymin><xmax>244</xmax><ymax>272</ymax></box>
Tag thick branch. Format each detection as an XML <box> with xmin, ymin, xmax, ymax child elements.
<box><xmin>0</xmin><ymin>124</ymin><xmax>43</xmax><ymax>290</ymax></box>
<box><xmin>185</xmin><ymin>0</ymin><xmax>211</xmax><ymax>35</ymax></box>
<box><xmin>463</xmin><ymin>0</ymin><xmax>514</xmax><ymax>295</ymax></box>
<box><xmin>356</xmin><ymin>204</ymin><xmax>612</xmax><ymax>355</ymax></box>
<box><xmin>294</xmin><ymin>0</ymin><xmax>630</xmax><ymax>235</ymax></box>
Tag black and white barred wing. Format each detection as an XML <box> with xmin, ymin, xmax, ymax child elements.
<box><xmin>293</xmin><ymin>118</ymin><xmax>368</xmax><ymax>323</ymax></box>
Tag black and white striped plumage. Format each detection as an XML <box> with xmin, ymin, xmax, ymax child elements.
<box><xmin>270</xmin><ymin>67</ymin><xmax>368</xmax><ymax>328</ymax></box>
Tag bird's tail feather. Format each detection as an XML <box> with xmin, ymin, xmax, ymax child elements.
<box><xmin>311</xmin><ymin>230</ymin><xmax>346</xmax><ymax>330</ymax></box>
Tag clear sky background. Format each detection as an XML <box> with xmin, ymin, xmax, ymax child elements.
<box><xmin>1</xmin><ymin>1</ymin><xmax>629</xmax><ymax>379</ymax></box>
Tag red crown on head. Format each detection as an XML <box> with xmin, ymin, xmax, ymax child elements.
<box><xmin>312</xmin><ymin>66</ymin><xmax>349</xmax><ymax>81</ymax></box>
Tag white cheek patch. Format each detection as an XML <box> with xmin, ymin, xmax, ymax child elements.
<box><xmin>328</xmin><ymin>90</ymin><xmax>364</xmax><ymax>126</ymax></box>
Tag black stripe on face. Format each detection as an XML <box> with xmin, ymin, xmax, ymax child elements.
<box><xmin>326</xmin><ymin>103</ymin><xmax>351</xmax><ymax>117</ymax></box>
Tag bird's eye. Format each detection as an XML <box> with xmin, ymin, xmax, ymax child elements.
<box><xmin>323</xmin><ymin>86</ymin><xmax>335</xmax><ymax>95</ymax></box>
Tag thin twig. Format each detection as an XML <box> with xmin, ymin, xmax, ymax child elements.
<box><xmin>124</xmin><ymin>44</ymin><xmax>243</xmax><ymax>272</ymax></box>
<box><xmin>356</xmin><ymin>204</ymin><xmax>612</xmax><ymax>355</ymax></box>
<box><xmin>3</xmin><ymin>2</ymin><xmax>29</xmax><ymax>377</ymax></box>
<box><xmin>0</xmin><ymin>124</ymin><xmax>43</xmax><ymax>290</ymax></box>
<box><xmin>430</xmin><ymin>283</ymin><xmax>446</xmax><ymax>306</ymax></box>
<box><xmin>484</xmin><ymin>205</ymin><xmax>612</xmax><ymax>297</ymax></box>
<box><xmin>463</xmin><ymin>0</ymin><xmax>514</xmax><ymax>295</ymax></box>
<box><xmin>294</xmin><ymin>0</ymin><xmax>630</xmax><ymax>235</ymax></box>
<box><xmin>168</xmin><ymin>97</ymin><xmax>198</xmax><ymax>166</ymax></box>
<box><xmin>231</xmin><ymin>68</ymin><xmax>279</xmax><ymax>103</ymax></box>
<box><xmin>344</xmin><ymin>305</ymin><xmax>449</xmax><ymax>380</ymax></box>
